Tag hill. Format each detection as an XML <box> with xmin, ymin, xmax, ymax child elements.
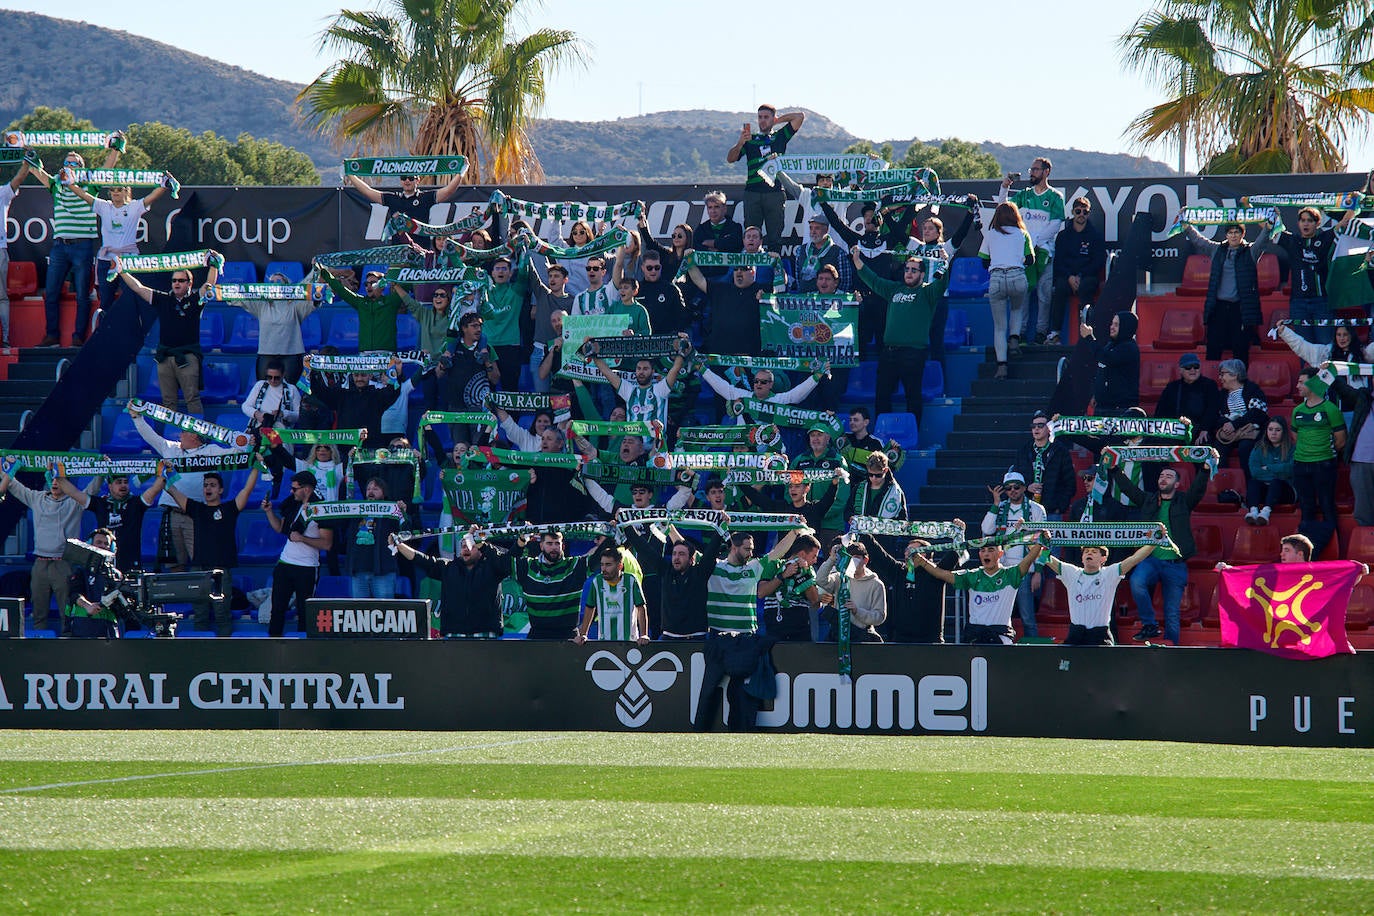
<box><xmin>0</xmin><ymin>11</ymin><xmax>1174</xmax><ymax>183</ymax></box>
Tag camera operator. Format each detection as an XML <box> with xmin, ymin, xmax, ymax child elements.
<box><xmin>66</xmin><ymin>529</ymin><xmax>123</xmax><ymax>639</ymax></box>
<box><xmin>242</xmin><ymin>358</ymin><xmax>301</xmax><ymax>431</ymax></box>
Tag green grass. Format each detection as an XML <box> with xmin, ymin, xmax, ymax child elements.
<box><xmin>0</xmin><ymin>731</ymin><xmax>1370</xmax><ymax>914</ymax></box>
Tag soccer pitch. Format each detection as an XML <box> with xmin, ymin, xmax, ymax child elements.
<box><xmin>0</xmin><ymin>732</ymin><xmax>1370</xmax><ymax>914</ymax></box>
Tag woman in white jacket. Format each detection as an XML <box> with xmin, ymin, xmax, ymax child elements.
<box><xmin>1276</xmin><ymin>320</ymin><xmax>1373</xmax><ymax>408</ymax></box>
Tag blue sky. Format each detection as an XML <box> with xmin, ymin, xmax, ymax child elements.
<box><xmin>12</xmin><ymin>0</ymin><xmax>1374</xmax><ymax>174</ymax></box>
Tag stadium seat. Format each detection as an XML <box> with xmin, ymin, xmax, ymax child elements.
<box><xmin>301</xmin><ymin>313</ymin><xmax>324</xmax><ymax>350</ymax></box>
<box><xmin>1247</xmin><ymin>357</ymin><xmax>1293</xmax><ymax>402</ymax></box>
<box><xmin>944</xmin><ymin>308</ymin><xmax>969</xmax><ymax>348</ymax></box>
<box><xmin>330</xmin><ymin>310</ymin><xmax>360</xmax><ymax>353</ymax></box>
<box><xmin>140</xmin><ymin>507</ymin><xmax>164</xmax><ymax>566</ymax></box>
<box><xmin>220</xmin><ymin>261</ymin><xmax>258</xmax><ymax>284</ymax></box>
<box><xmin>1256</xmin><ymin>253</ymin><xmax>1281</xmax><ymax>295</ymax></box>
<box><xmin>1346</xmin><ymin>581</ymin><xmax>1374</xmax><ymax>631</ymax></box>
<box><xmin>221</xmin><ymin>313</ymin><xmax>260</xmax><ymax>354</ymax></box>
<box><xmin>1175</xmin><ymin>254</ymin><xmax>1211</xmax><ymax>296</ymax></box>
<box><xmin>398</xmin><ymin>314</ymin><xmax>421</xmax><ymax>350</ymax></box>
<box><xmin>239</xmin><ymin>518</ymin><xmax>282</xmax><ymax>562</ymax></box>
<box><xmin>1346</xmin><ymin>526</ymin><xmax>1374</xmax><ymax>562</ymax></box>
<box><xmin>316</xmin><ymin>575</ymin><xmax>351</xmax><ymax>598</ymax></box>
<box><xmin>1229</xmin><ymin>526</ymin><xmax>1281</xmax><ymax>565</ymax></box>
<box><xmin>201</xmin><ymin>359</ymin><xmax>243</xmax><ymax>403</ymax></box>
<box><xmin>1153</xmin><ymin>309</ymin><xmax>1204</xmax><ymax>349</ymax></box>
<box><xmin>874</xmin><ymin>412</ymin><xmax>919</xmax><ymax>450</ymax></box>
<box><xmin>263</xmin><ymin>260</ymin><xmax>306</xmax><ymax>283</ymax></box>
<box><xmin>921</xmin><ymin>361</ymin><xmax>944</xmax><ymax>400</ymax></box>
<box><xmin>845</xmin><ymin>361</ymin><xmax>877</xmax><ymax>401</ymax></box>
<box><xmin>946</xmin><ymin>257</ymin><xmax>990</xmax><ymax>298</ymax></box>
<box><xmin>1038</xmin><ymin>578</ymin><xmax>1069</xmax><ymax>623</ymax></box>
<box><xmin>7</xmin><ymin>260</ymin><xmax>37</xmax><ymax>298</ymax></box>
<box><xmin>1187</xmin><ymin>522</ymin><xmax>1224</xmax><ymax>569</ymax></box>
<box><xmin>1260</xmin><ymin>308</ymin><xmax>1290</xmax><ymax>350</ymax></box>
<box><xmin>1138</xmin><ymin>356</ymin><xmax>1178</xmax><ymax>404</ymax></box>
<box><xmin>1195</xmin><ymin>468</ymin><xmax>1247</xmax><ymax>514</ymax></box>
<box><xmin>200</xmin><ymin>311</ymin><xmax>225</xmax><ymax>350</ymax></box>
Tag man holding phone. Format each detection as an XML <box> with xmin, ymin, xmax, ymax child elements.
<box><xmin>727</xmin><ymin>104</ymin><xmax>805</xmax><ymax>253</ymax></box>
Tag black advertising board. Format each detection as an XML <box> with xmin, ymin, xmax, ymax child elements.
<box><xmin>0</xmin><ymin>641</ymin><xmax>1368</xmax><ymax>746</ymax></box>
<box><xmin>0</xmin><ymin>598</ymin><xmax>22</xmax><ymax>638</ymax></box>
<box><xmin>304</xmin><ymin>599</ymin><xmax>432</xmax><ymax>639</ymax></box>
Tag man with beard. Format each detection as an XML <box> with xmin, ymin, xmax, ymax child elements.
<box><xmin>393</xmin><ymin>527</ymin><xmax>511</xmax><ymax>638</ymax></box>
<box><xmin>512</xmin><ymin>531</ymin><xmax>601</xmax><ymax>640</ymax></box>
<box><xmin>62</xmin><ymin>472</ymin><xmax>165</xmax><ymax>573</ymax></box>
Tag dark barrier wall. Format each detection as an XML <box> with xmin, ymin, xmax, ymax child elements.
<box><xmin>1</xmin><ymin>641</ymin><xmax>1369</xmax><ymax>746</ymax></box>
<box><xmin>5</xmin><ymin>172</ymin><xmax>1367</xmax><ymax>284</ymax></box>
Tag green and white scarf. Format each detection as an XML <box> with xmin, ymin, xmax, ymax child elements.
<box><xmin>205</xmin><ymin>283</ymin><xmax>327</xmax><ymax>302</ymax></box>
<box><xmin>61</xmin><ymin>167</ymin><xmax>178</xmax><ymax>198</ymax></box>
<box><xmin>417</xmin><ymin>410</ymin><xmax>497</xmax><ymax>441</ymax></box>
<box><xmin>314</xmin><ymin>245</ymin><xmax>424</xmax><ymax>269</ymax></box>
<box><xmin>721</xmin><ymin>467</ymin><xmax>839</xmax><ymax>487</ymax></box>
<box><xmin>479</xmin><ymin>446</ymin><xmax>586</xmax><ymax>471</ymax></box>
<box><xmin>1100</xmin><ymin>445</ymin><xmax>1218</xmax><ymax>476</ymax></box>
<box><xmin>0</xmin><ymin>148</ymin><xmax>40</xmax><ymax>166</ymax></box>
<box><xmin>266</xmin><ymin>428</ymin><xmax>368</xmax><ymax>447</ymax></box>
<box><xmin>582</xmin><ymin>461</ymin><xmax>686</xmax><ymax>489</ymax></box>
<box><xmin>129</xmin><ymin>399</ymin><xmax>251</xmax><ymax>448</ymax></box>
<box><xmin>166</xmin><ymin>452</ymin><xmax>260</xmax><ymax>474</ymax></box>
<box><xmin>724</xmin><ymin>512</ymin><xmax>808</xmax><ymax>531</ymax></box>
<box><xmin>399</xmin><ymin>520</ymin><xmax>612</xmax><ymax>543</ymax></box>
<box><xmin>8</xmin><ymin>130</ymin><xmax>121</xmax><ymax>149</ymax></box>
<box><xmin>487</xmin><ymin>390</ymin><xmax>573</xmax><ymax>422</ymax></box>
<box><xmin>494</xmin><ymin>191</ymin><xmax>642</xmax><ymax>222</ymax></box>
<box><xmin>814</xmin><ymin>182</ymin><xmax>921</xmax><ymax>204</ymax></box>
<box><xmin>3</xmin><ymin>452</ymin><xmax>157</xmax><ymax>478</ymax></box>
<box><xmin>763</xmin><ymin>154</ymin><xmax>887</xmax><ymax>181</ymax></box>
<box><xmin>582</xmin><ymin>334</ymin><xmax>690</xmax><ymax>362</ymax></box>
<box><xmin>350</xmin><ymin>448</ymin><xmax>423</xmax><ymax>501</ymax></box>
<box><xmin>1048</xmin><ymin>415</ymin><xmax>1192</xmax><ymax>442</ymax></box>
<box><xmin>726</xmin><ymin>397</ymin><xmax>843</xmax><ymax>437</ymax></box>
<box><xmin>1169</xmin><ymin>207</ymin><xmax>1284</xmax><ymax>237</ymax></box>
<box><xmin>519</xmin><ymin>225</ymin><xmax>632</xmax><ymax>261</ymax></box>
<box><xmin>1026</xmin><ymin>520</ymin><xmax>1171</xmax><ymax>548</ymax></box>
<box><xmin>704</xmin><ymin>353</ymin><xmax>827</xmax><ymax>375</ymax></box>
<box><xmin>614</xmin><ymin>507</ymin><xmax>727</xmax><ymax>533</ymax></box>
<box><xmin>847</xmin><ymin>517</ymin><xmax>961</xmax><ymax>540</ymax></box>
<box><xmin>964</xmin><ymin>529</ymin><xmax>1051</xmax><ymax>552</ymax></box>
<box><xmin>384</xmin><ymin>264</ymin><xmax>492</xmax><ymax>286</ymax></box>
<box><xmin>650</xmin><ymin>451</ymin><xmax>789</xmax><ymax>471</ymax></box>
<box><xmin>758</xmin><ymin>293</ymin><xmax>860</xmax><ymax>309</ymax></box>
<box><xmin>343</xmin><ymin>155</ymin><xmax>467</xmax><ymax>177</ymax></box>
<box><xmin>857</xmin><ymin>167</ymin><xmax>940</xmax><ymax>190</ymax></box>
<box><xmin>677</xmin><ymin>424</ymin><xmax>781</xmax><ymax>450</ymax></box>
<box><xmin>108</xmin><ymin>250</ymin><xmax>218</xmax><ymax>282</ymax></box>
<box><xmin>1241</xmin><ymin>191</ymin><xmax>1370</xmax><ymax>211</ymax></box>
<box><xmin>678</xmin><ymin>249</ymin><xmax>783</xmax><ymax>278</ymax></box>
<box><xmin>386</xmin><ymin>212</ymin><xmax>488</xmax><ymax>239</ymax></box>
<box><xmin>833</xmin><ymin>543</ymin><xmax>854</xmax><ymax>681</ymax></box>
<box><xmin>1317</xmin><ymin>361</ymin><xmax>1374</xmax><ymax>386</ymax></box>
<box><xmin>569</xmin><ymin>420</ymin><xmax>659</xmax><ymax>440</ymax></box>
<box><xmin>301</xmin><ymin>500</ymin><xmax>406</xmax><ymax>521</ymax></box>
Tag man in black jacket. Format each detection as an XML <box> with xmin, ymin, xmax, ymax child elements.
<box><xmin>1041</xmin><ymin>197</ymin><xmax>1106</xmax><ymax>344</ymax></box>
<box><xmin>1181</xmin><ymin>222</ymin><xmax>1261</xmax><ymax>363</ymax></box>
<box><xmin>858</xmin><ymin>529</ymin><xmax>965</xmax><ymax>643</ymax></box>
<box><xmin>626</xmin><ymin>534</ymin><xmax>719</xmax><ymax>640</ymax></box>
<box><xmin>1112</xmin><ymin>462</ymin><xmax>1211</xmax><ymax>645</ymax></box>
<box><xmin>1154</xmin><ymin>352</ymin><xmax>1221</xmax><ymax>444</ymax></box>
<box><xmin>394</xmin><ymin>530</ymin><xmax>510</xmax><ymax>637</ymax></box>
<box><xmin>1014</xmin><ymin>409</ymin><xmax>1076</xmax><ymax>519</ymax></box>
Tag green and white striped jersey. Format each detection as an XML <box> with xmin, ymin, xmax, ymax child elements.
<box><xmin>584</xmin><ymin>572</ymin><xmax>646</xmax><ymax>640</ymax></box>
<box><xmin>50</xmin><ymin>183</ymin><xmax>98</xmax><ymax>239</ymax></box>
<box><xmin>706</xmin><ymin>556</ymin><xmax>782</xmax><ymax>632</ymax></box>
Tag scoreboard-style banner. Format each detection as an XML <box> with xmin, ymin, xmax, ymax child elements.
<box><xmin>4</xmin><ymin>172</ymin><xmax>1369</xmax><ymax>283</ymax></box>
<box><xmin>0</xmin><ymin>641</ymin><xmax>1368</xmax><ymax>746</ymax></box>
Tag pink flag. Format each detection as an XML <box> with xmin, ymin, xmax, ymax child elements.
<box><xmin>1218</xmin><ymin>561</ymin><xmax>1360</xmax><ymax>659</ymax></box>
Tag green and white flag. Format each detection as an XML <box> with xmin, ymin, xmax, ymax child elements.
<box><xmin>758</xmin><ymin>298</ymin><xmax>859</xmax><ymax>368</ymax></box>
<box><xmin>726</xmin><ymin>397</ymin><xmax>844</xmax><ymax>438</ymax></box>
<box><xmin>440</xmin><ymin>468</ymin><xmax>532</xmax><ymax>527</ymax></box>
<box><xmin>343</xmin><ymin>155</ymin><xmax>468</xmax><ymax>177</ymax></box>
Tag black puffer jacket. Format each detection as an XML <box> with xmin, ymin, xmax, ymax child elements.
<box><xmin>1092</xmin><ymin>311</ymin><xmax>1140</xmax><ymax>413</ymax></box>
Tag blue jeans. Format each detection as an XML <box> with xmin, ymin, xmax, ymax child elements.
<box><xmin>528</xmin><ymin>343</ymin><xmax>551</xmax><ymax>393</ymax></box>
<box><xmin>1289</xmin><ymin>295</ymin><xmax>1332</xmax><ymax>344</ymax></box>
<box><xmin>1129</xmin><ymin>556</ymin><xmax>1188</xmax><ymax>643</ymax></box>
<box><xmin>44</xmin><ymin>238</ymin><xmax>95</xmax><ymax>338</ymax></box>
<box><xmin>351</xmin><ymin>572</ymin><xmax>397</xmax><ymax>599</ymax></box>
<box><xmin>1015</xmin><ymin>574</ymin><xmax>1038</xmax><ymax>638</ymax></box>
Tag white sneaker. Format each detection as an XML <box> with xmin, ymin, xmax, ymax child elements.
<box><xmin>1046</xmin><ymin>331</ymin><xmax>1061</xmax><ymax>345</ymax></box>
<box><xmin>1258</xmin><ymin>506</ymin><xmax>1272</xmax><ymax>525</ymax></box>
<box><xmin>1244</xmin><ymin>507</ymin><xmax>1258</xmax><ymax>525</ymax></box>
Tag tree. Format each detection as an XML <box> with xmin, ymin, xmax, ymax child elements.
<box><xmin>1119</xmin><ymin>0</ymin><xmax>1374</xmax><ymax>174</ymax></box>
<box><xmin>843</xmin><ymin>140</ymin><xmax>895</xmax><ymax>164</ymax></box>
<box><xmin>297</xmin><ymin>0</ymin><xmax>586</xmax><ymax>184</ymax></box>
<box><xmin>844</xmin><ymin>138</ymin><xmax>1000</xmax><ymax>179</ymax></box>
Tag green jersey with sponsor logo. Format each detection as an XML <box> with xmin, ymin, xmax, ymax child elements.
<box><xmin>951</xmin><ymin>565</ymin><xmax>1024</xmax><ymax>626</ymax></box>
<box><xmin>706</xmin><ymin>556</ymin><xmax>782</xmax><ymax>631</ymax></box>
<box><xmin>584</xmin><ymin>572</ymin><xmax>646</xmax><ymax>640</ymax></box>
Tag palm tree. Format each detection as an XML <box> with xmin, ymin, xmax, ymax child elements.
<box><xmin>297</xmin><ymin>0</ymin><xmax>586</xmax><ymax>183</ymax></box>
<box><xmin>1118</xmin><ymin>0</ymin><xmax>1374</xmax><ymax>174</ymax></box>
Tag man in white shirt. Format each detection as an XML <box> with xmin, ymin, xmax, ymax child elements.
<box><xmin>262</xmin><ymin>470</ymin><xmax>333</xmax><ymax>637</ymax></box>
<box><xmin>242</xmin><ymin>359</ymin><xmax>301</xmax><ymax>430</ymax></box>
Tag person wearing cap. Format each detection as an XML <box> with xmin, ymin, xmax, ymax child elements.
<box><xmin>318</xmin><ymin>263</ymin><xmax>405</xmax><ymax>352</ymax></box>
<box><xmin>795</xmin><ymin>214</ymin><xmax>842</xmax><ymax>293</ymax></box>
<box><xmin>1014</xmin><ymin>409</ymin><xmax>1076</xmax><ymax>519</ymax></box>
<box><xmin>791</xmin><ymin>422</ymin><xmax>850</xmax><ymax>548</ymax></box>
<box><xmin>1155</xmin><ymin>353</ymin><xmax>1221</xmax><ymax>444</ymax></box>
<box><xmin>1179</xmin><ymin>219</ymin><xmax>1262</xmax><ymax>363</ymax></box>
<box><xmin>726</xmin><ymin>104</ymin><xmax>804</xmax><ymax>253</ymax></box>
<box><xmin>344</xmin><ymin>168</ymin><xmax>467</xmax><ymax>252</ymax></box>
<box><xmin>981</xmin><ymin>469</ymin><xmax>1048</xmax><ymax>637</ymax></box>
<box><xmin>1290</xmin><ymin>367</ymin><xmax>1346</xmax><ymax>557</ymax></box>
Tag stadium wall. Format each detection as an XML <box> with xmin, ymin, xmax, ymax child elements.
<box><xmin>0</xmin><ymin>641</ymin><xmax>1369</xmax><ymax>746</ymax></box>
<box><xmin>4</xmin><ymin>172</ymin><xmax>1367</xmax><ymax>284</ymax></box>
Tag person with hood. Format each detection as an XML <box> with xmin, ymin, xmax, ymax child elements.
<box><xmin>1014</xmin><ymin>409</ymin><xmax>1076</xmax><ymax>519</ymax></box>
<box><xmin>858</xmin><ymin>523</ymin><xmax>966</xmax><ymax>643</ymax></box>
<box><xmin>1180</xmin><ymin>220</ymin><xmax>1262</xmax><ymax>363</ymax></box>
<box><xmin>1080</xmin><ymin>310</ymin><xmax>1139</xmax><ymax>415</ymax></box>
<box><xmin>815</xmin><ymin>538</ymin><xmax>886</xmax><ymax>643</ymax></box>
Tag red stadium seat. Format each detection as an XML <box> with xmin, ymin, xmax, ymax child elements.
<box><xmin>1256</xmin><ymin>253</ymin><xmax>1281</xmax><ymax>295</ymax></box>
<box><xmin>1187</xmin><ymin>523</ymin><xmax>1224</xmax><ymax>568</ymax></box>
<box><xmin>1229</xmin><ymin>526</ymin><xmax>1281</xmax><ymax>565</ymax></box>
<box><xmin>1138</xmin><ymin>356</ymin><xmax>1179</xmax><ymax>404</ymax></box>
<box><xmin>1176</xmin><ymin>255</ymin><xmax>1211</xmax><ymax>296</ymax></box>
<box><xmin>1154</xmin><ymin>308</ymin><xmax>1204</xmax><ymax>349</ymax></box>
<box><xmin>1347</xmin><ymin>579</ymin><xmax>1374</xmax><ymax>631</ymax></box>
<box><xmin>6</xmin><ymin>261</ymin><xmax>37</xmax><ymax>298</ymax></box>
<box><xmin>1247</xmin><ymin>357</ymin><xmax>1293</xmax><ymax>402</ymax></box>
<box><xmin>1038</xmin><ymin>578</ymin><xmax>1070</xmax><ymax>623</ymax></box>
<box><xmin>1346</xmin><ymin>526</ymin><xmax>1374</xmax><ymax>562</ymax></box>
<box><xmin>1194</xmin><ymin>468</ymin><xmax>1247</xmax><ymax>514</ymax></box>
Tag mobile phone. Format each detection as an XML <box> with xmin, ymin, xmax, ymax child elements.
<box><xmin>1008</xmin><ymin>172</ymin><xmax>1021</xmax><ymax>182</ymax></box>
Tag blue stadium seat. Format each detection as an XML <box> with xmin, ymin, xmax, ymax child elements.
<box><xmin>944</xmin><ymin>308</ymin><xmax>969</xmax><ymax>348</ymax></box>
<box><xmin>316</xmin><ymin>575</ymin><xmax>351</xmax><ymax>598</ymax></box>
<box><xmin>141</xmin><ymin>506</ymin><xmax>164</xmax><ymax>564</ymax></box>
<box><xmin>845</xmin><ymin>361</ymin><xmax>877</xmax><ymax>401</ymax></box>
<box><xmin>397</xmin><ymin>314</ymin><xmax>420</xmax><ymax>349</ymax></box>
<box><xmin>263</xmin><ymin>261</ymin><xmax>305</xmax><ymax>283</ymax></box>
<box><xmin>221</xmin><ymin>313</ymin><xmax>260</xmax><ymax>354</ymax></box>
<box><xmin>946</xmin><ymin>257</ymin><xmax>990</xmax><ymax>298</ymax></box>
<box><xmin>301</xmin><ymin>312</ymin><xmax>324</xmax><ymax>350</ymax></box>
<box><xmin>394</xmin><ymin>576</ymin><xmax>413</xmax><ymax>598</ymax></box>
<box><xmin>220</xmin><ymin>261</ymin><xmax>258</xmax><ymax>285</ymax></box>
<box><xmin>138</xmin><ymin>362</ymin><xmax>162</xmax><ymax>402</ymax></box>
<box><xmin>921</xmin><ymin>360</ymin><xmax>944</xmax><ymax>400</ymax></box>
<box><xmin>874</xmin><ymin>412</ymin><xmax>919</xmax><ymax>450</ymax></box>
<box><xmin>330</xmin><ymin>310</ymin><xmax>360</xmax><ymax>353</ymax></box>
<box><xmin>239</xmin><ymin>518</ymin><xmax>282</xmax><ymax>562</ymax></box>
<box><xmin>200</xmin><ymin>311</ymin><xmax>225</xmax><ymax>350</ymax></box>
<box><xmin>201</xmin><ymin>359</ymin><xmax>242</xmax><ymax>403</ymax></box>
<box><xmin>103</xmin><ymin>409</ymin><xmax>150</xmax><ymax>454</ymax></box>
<box><xmin>212</xmin><ymin>410</ymin><xmax>250</xmax><ymax>438</ymax></box>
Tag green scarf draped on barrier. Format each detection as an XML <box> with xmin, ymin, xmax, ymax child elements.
<box><xmin>109</xmin><ymin>250</ymin><xmax>219</xmax><ymax>282</ymax></box>
<box><xmin>130</xmin><ymin>400</ymin><xmax>251</xmax><ymax>448</ymax></box>
<box><xmin>493</xmin><ymin>190</ymin><xmax>642</xmax><ymax>222</ymax></box>
<box><xmin>1048</xmin><ymin>415</ymin><xmax>1192</xmax><ymax>442</ymax></box>
<box><xmin>343</xmin><ymin>155</ymin><xmax>468</xmax><ymax>177</ymax></box>
<box><xmin>301</xmin><ymin>500</ymin><xmax>406</xmax><ymax>521</ymax></box>
<box><xmin>726</xmin><ymin>397</ymin><xmax>843</xmax><ymax>438</ymax></box>
<box><xmin>62</xmin><ymin>167</ymin><xmax>179</xmax><ymax>198</ymax></box>
<box><xmin>314</xmin><ymin>246</ymin><xmax>424</xmax><ymax>269</ymax></box>
<box><xmin>439</xmin><ymin>468</ymin><xmax>535</xmax><ymax>527</ymax></box>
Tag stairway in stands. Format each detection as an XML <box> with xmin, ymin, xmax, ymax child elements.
<box><xmin>0</xmin><ymin>348</ymin><xmax>95</xmax><ymax>448</ymax></box>
<box><xmin>916</xmin><ymin>347</ymin><xmax>1061</xmax><ymax>522</ymax></box>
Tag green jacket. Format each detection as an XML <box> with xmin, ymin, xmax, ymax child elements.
<box><xmin>858</xmin><ymin>265</ymin><xmax>945</xmax><ymax>348</ymax></box>
<box><xmin>325</xmin><ymin>274</ymin><xmax>403</xmax><ymax>352</ymax></box>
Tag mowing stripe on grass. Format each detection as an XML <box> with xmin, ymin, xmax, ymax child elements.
<box><xmin>1</xmin><ymin>798</ymin><xmax>1370</xmax><ymax>880</ymax></box>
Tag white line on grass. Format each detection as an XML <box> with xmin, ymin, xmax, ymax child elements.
<box><xmin>0</xmin><ymin>734</ymin><xmax>570</xmax><ymax>795</ymax></box>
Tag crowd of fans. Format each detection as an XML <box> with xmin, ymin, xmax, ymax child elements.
<box><xmin>2</xmin><ymin>110</ymin><xmax>1371</xmax><ymax>682</ymax></box>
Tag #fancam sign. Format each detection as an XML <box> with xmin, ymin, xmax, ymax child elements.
<box><xmin>304</xmin><ymin>599</ymin><xmax>432</xmax><ymax>639</ymax></box>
